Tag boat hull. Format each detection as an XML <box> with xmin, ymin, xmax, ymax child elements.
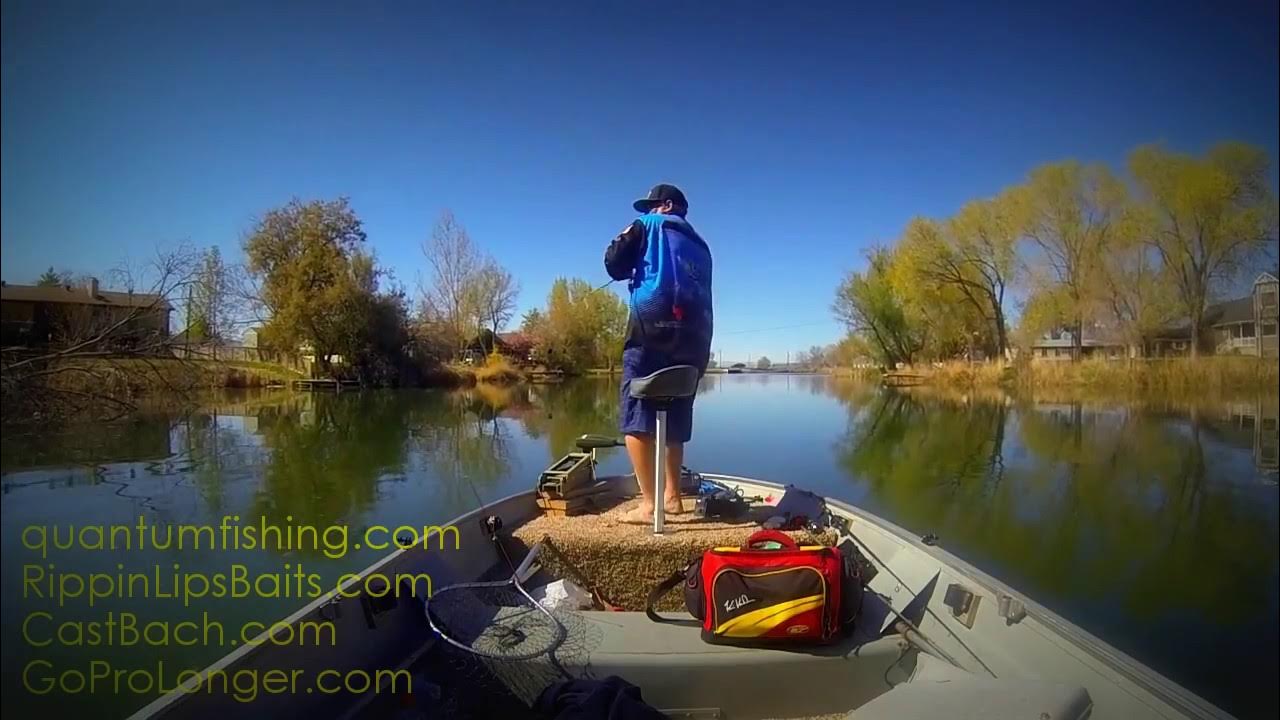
<box><xmin>128</xmin><ymin>474</ymin><xmax>1231</xmax><ymax>720</ymax></box>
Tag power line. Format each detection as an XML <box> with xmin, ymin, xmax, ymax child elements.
<box><xmin>716</xmin><ymin>320</ymin><xmax>833</xmax><ymax>336</ymax></box>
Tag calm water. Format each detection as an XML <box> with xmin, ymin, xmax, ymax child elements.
<box><xmin>2</xmin><ymin>375</ymin><xmax>1277</xmax><ymax>719</ymax></box>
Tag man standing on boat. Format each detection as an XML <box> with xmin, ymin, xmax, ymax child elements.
<box><xmin>604</xmin><ymin>184</ymin><xmax>714</xmax><ymax>524</ymax></box>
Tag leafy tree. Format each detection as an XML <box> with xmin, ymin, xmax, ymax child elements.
<box><xmin>520</xmin><ymin>308</ymin><xmax>546</xmax><ymax>335</ymax></box>
<box><xmin>826</xmin><ymin>335</ymin><xmax>875</xmax><ymax>367</ymax></box>
<box><xmin>837</xmin><ymin>141</ymin><xmax>1278</xmax><ymax>363</ymax></box>
<box><xmin>1014</xmin><ymin>286</ymin><xmax>1073</xmax><ymax>351</ymax></box>
<box><xmin>581</xmin><ymin>282</ymin><xmax>628</xmax><ymax>371</ymax></box>
<box><xmin>243</xmin><ymin>198</ymin><xmax>378</xmax><ymax>376</ymax></box>
<box><xmin>36</xmin><ymin>267</ymin><xmax>73</xmax><ymax>287</ymax></box>
<box><xmin>891</xmin><ymin>221</ymin><xmax>992</xmax><ymax>360</ymax></box>
<box><xmin>538</xmin><ymin>278</ymin><xmax>582</xmax><ymax>369</ymax></box>
<box><xmin>183</xmin><ymin>247</ymin><xmax>239</xmax><ymax>344</ymax></box>
<box><xmin>526</xmin><ymin>278</ymin><xmax>628</xmax><ymax>372</ymax></box>
<box><xmin>898</xmin><ymin>195</ymin><xmax>1019</xmax><ymax>357</ymax></box>
<box><xmin>1097</xmin><ymin>213</ymin><xmax>1179</xmax><ymax>355</ymax></box>
<box><xmin>756</xmin><ymin>355</ymin><xmax>772</xmax><ymax>370</ymax></box>
<box><xmin>1129</xmin><ymin>142</ymin><xmax>1278</xmax><ymax>357</ymax></box>
<box><xmin>1017</xmin><ymin>162</ymin><xmax>1128</xmax><ymax>361</ymax></box>
<box><xmin>833</xmin><ymin>247</ymin><xmax>925</xmax><ymax>366</ymax></box>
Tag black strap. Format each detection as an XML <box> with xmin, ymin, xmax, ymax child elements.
<box><xmin>645</xmin><ymin>569</ymin><xmax>687</xmax><ymax>623</ymax></box>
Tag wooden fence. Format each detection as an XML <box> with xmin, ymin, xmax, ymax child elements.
<box><xmin>170</xmin><ymin>343</ymin><xmax>306</xmax><ymax>371</ymax></box>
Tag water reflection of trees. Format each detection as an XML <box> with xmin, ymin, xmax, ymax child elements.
<box><xmin>833</xmin><ymin>388</ymin><xmax>1277</xmax><ymax>623</ymax></box>
<box><xmin>519</xmin><ymin>379</ymin><xmax>620</xmax><ymax>457</ymax></box>
<box><xmin>249</xmin><ymin>392</ymin><xmax>410</xmax><ymax>527</ymax></box>
<box><xmin>1</xmin><ymin>419</ymin><xmax>174</xmax><ymax>473</ymax></box>
<box><xmin>177</xmin><ymin>412</ymin><xmax>261</xmax><ymax>515</ymax></box>
<box><xmin>180</xmin><ymin>389</ymin><xmax>524</xmax><ymax>528</ymax></box>
<box><xmin>413</xmin><ymin>389</ymin><xmax>516</xmax><ymax>506</ymax></box>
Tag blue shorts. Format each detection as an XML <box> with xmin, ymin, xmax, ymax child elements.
<box><xmin>619</xmin><ymin>347</ymin><xmax>696</xmax><ymax>444</ymax></box>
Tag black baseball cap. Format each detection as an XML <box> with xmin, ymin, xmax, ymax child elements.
<box><xmin>633</xmin><ymin>183</ymin><xmax>688</xmax><ymax>213</ymax></box>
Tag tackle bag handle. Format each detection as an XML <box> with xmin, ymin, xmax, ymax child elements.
<box><xmin>646</xmin><ymin>568</ymin><xmax>689</xmax><ymax>624</ymax></box>
<box><xmin>745</xmin><ymin>529</ymin><xmax>799</xmax><ymax>549</ymax></box>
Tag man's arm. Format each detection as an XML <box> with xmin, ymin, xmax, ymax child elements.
<box><xmin>604</xmin><ymin>220</ymin><xmax>646</xmax><ymax>281</ymax></box>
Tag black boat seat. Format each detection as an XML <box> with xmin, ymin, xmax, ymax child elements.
<box><xmin>628</xmin><ymin>365</ymin><xmax>700</xmax><ymax>401</ymax></box>
<box><xmin>575</xmin><ymin>434</ymin><xmax>623</xmax><ymax>451</ymax></box>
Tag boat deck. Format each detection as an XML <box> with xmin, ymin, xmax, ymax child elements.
<box><xmin>511</xmin><ymin>495</ymin><xmax>837</xmax><ymax>611</ymax></box>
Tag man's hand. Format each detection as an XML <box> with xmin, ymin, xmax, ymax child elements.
<box><xmin>604</xmin><ymin>220</ymin><xmax>646</xmax><ymax>282</ymax></box>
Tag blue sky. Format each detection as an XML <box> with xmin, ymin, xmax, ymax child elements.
<box><xmin>3</xmin><ymin>0</ymin><xmax>1277</xmax><ymax>362</ymax></box>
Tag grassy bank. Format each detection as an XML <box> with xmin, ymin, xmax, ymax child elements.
<box><xmin>444</xmin><ymin>355</ymin><xmax>526</xmax><ymax>387</ymax></box>
<box><xmin>910</xmin><ymin>357</ymin><xmax>1278</xmax><ymax>395</ymax></box>
<box><xmin>827</xmin><ymin>366</ymin><xmax>881</xmax><ymax>380</ymax></box>
<box><xmin>4</xmin><ymin>354</ymin><xmax>530</xmax><ymax>425</ymax></box>
<box><xmin>1</xmin><ymin>357</ymin><xmax>305</xmax><ymax>424</ymax></box>
<box><xmin>48</xmin><ymin>358</ymin><xmax>303</xmax><ymax>393</ymax></box>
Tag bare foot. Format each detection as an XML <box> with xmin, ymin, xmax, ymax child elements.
<box><xmin>664</xmin><ymin>497</ymin><xmax>685</xmax><ymax>515</ymax></box>
<box><xmin>620</xmin><ymin>506</ymin><xmax>654</xmax><ymax>524</ymax></box>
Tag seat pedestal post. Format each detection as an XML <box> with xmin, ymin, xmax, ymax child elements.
<box><xmin>624</xmin><ymin>364</ymin><xmax>699</xmax><ymax>537</ymax></box>
<box><xmin>653</xmin><ymin>407</ymin><xmax>668</xmax><ymax>535</ymax></box>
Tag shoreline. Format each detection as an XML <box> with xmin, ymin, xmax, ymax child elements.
<box><xmin>829</xmin><ymin>357</ymin><xmax>1279</xmax><ymax>395</ymax></box>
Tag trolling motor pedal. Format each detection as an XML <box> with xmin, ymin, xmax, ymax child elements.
<box><xmin>537</xmin><ymin>453</ymin><xmax>596</xmax><ymax>498</ymax></box>
<box><xmin>574</xmin><ymin>434</ymin><xmax>624</xmax><ymax>452</ymax></box>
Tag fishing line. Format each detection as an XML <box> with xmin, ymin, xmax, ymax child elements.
<box><xmin>593</xmin><ymin>277</ymin><xmax>834</xmax><ymax>339</ymax></box>
<box><xmin>592</xmin><ymin>277</ymin><xmax>826</xmax><ymax>329</ymax></box>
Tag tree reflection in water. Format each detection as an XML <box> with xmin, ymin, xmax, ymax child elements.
<box><xmin>834</xmin><ymin>387</ymin><xmax>1276</xmax><ymax>622</ymax></box>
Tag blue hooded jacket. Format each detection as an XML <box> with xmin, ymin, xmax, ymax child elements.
<box><xmin>605</xmin><ymin>213</ymin><xmax>713</xmax><ymax>369</ymax></box>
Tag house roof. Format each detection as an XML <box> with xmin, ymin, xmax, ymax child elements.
<box><xmin>1204</xmin><ymin>297</ymin><xmax>1254</xmax><ymax>325</ymax></box>
<box><xmin>497</xmin><ymin>331</ymin><xmax>533</xmax><ymax>346</ymax></box>
<box><xmin>1154</xmin><ymin>296</ymin><xmax>1255</xmax><ymax>339</ymax></box>
<box><xmin>0</xmin><ymin>282</ymin><xmax>172</xmax><ymax>310</ymax></box>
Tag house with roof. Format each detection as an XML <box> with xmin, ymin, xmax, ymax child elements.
<box><xmin>0</xmin><ymin>277</ymin><xmax>172</xmax><ymax>348</ymax></box>
<box><xmin>1027</xmin><ymin>273</ymin><xmax>1278</xmax><ymax>360</ymax></box>
<box><xmin>1152</xmin><ymin>272</ymin><xmax>1278</xmax><ymax>358</ymax></box>
<box><xmin>1027</xmin><ymin>330</ymin><xmax>1127</xmax><ymax>361</ymax></box>
<box><xmin>461</xmin><ymin>329</ymin><xmax>536</xmax><ymax>364</ymax></box>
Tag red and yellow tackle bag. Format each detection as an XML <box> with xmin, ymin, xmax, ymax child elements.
<box><xmin>646</xmin><ymin>530</ymin><xmax>862</xmax><ymax>645</ymax></box>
